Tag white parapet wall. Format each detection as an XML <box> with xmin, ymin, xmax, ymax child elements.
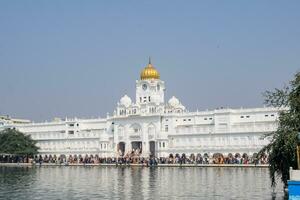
<box><xmin>290</xmin><ymin>167</ymin><xmax>300</xmax><ymax>181</ymax></box>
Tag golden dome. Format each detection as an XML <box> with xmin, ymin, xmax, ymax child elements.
<box><xmin>140</xmin><ymin>58</ymin><xmax>160</xmax><ymax>80</ymax></box>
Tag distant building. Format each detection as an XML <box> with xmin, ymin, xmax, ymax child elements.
<box><xmin>16</xmin><ymin>60</ymin><xmax>283</xmax><ymax>158</ymax></box>
<box><xmin>0</xmin><ymin>115</ymin><xmax>31</xmax><ymax>131</ymax></box>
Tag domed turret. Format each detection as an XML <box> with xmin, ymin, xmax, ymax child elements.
<box><xmin>177</xmin><ymin>103</ymin><xmax>185</xmax><ymax>110</ymax></box>
<box><xmin>140</xmin><ymin>58</ymin><xmax>160</xmax><ymax>80</ymax></box>
<box><xmin>168</xmin><ymin>96</ymin><xmax>180</xmax><ymax>107</ymax></box>
<box><xmin>120</xmin><ymin>95</ymin><xmax>132</xmax><ymax>107</ymax></box>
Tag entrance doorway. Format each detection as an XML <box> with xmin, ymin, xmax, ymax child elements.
<box><xmin>118</xmin><ymin>142</ymin><xmax>125</xmax><ymax>156</ymax></box>
<box><xmin>131</xmin><ymin>141</ymin><xmax>142</xmax><ymax>154</ymax></box>
<box><xmin>149</xmin><ymin>141</ymin><xmax>155</xmax><ymax>156</ymax></box>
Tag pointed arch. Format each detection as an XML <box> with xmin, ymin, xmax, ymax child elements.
<box><xmin>117</xmin><ymin>125</ymin><xmax>125</xmax><ymax>137</ymax></box>
<box><xmin>130</xmin><ymin>123</ymin><xmax>142</xmax><ymax>136</ymax></box>
<box><xmin>147</xmin><ymin>123</ymin><xmax>156</xmax><ymax>134</ymax></box>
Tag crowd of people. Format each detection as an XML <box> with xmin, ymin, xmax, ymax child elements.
<box><xmin>0</xmin><ymin>151</ymin><xmax>268</xmax><ymax>166</ymax></box>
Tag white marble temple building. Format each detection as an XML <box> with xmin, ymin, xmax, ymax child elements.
<box><xmin>16</xmin><ymin>60</ymin><xmax>282</xmax><ymax>158</ymax></box>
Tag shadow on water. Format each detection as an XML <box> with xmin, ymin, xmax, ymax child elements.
<box><xmin>0</xmin><ymin>166</ymin><xmax>287</xmax><ymax>200</ymax></box>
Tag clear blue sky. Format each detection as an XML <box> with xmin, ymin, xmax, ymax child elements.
<box><xmin>0</xmin><ymin>1</ymin><xmax>299</xmax><ymax>121</ymax></box>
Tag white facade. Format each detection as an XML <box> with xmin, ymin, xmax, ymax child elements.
<box><xmin>16</xmin><ymin>61</ymin><xmax>282</xmax><ymax>158</ymax></box>
<box><xmin>0</xmin><ymin>115</ymin><xmax>30</xmax><ymax>131</ymax></box>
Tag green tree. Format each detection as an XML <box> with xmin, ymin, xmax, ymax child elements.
<box><xmin>259</xmin><ymin>72</ymin><xmax>300</xmax><ymax>188</ymax></box>
<box><xmin>0</xmin><ymin>128</ymin><xmax>39</xmax><ymax>156</ymax></box>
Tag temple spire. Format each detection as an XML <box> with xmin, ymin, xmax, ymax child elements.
<box><xmin>148</xmin><ymin>56</ymin><xmax>151</xmax><ymax>65</ymax></box>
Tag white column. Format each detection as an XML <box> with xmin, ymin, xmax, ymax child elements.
<box><xmin>142</xmin><ymin>123</ymin><xmax>150</xmax><ymax>157</ymax></box>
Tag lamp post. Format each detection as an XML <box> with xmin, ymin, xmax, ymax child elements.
<box><xmin>297</xmin><ymin>132</ymin><xmax>300</xmax><ymax>169</ymax></box>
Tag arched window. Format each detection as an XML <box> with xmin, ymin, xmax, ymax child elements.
<box><xmin>148</xmin><ymin>124</ymin><xmax>156</xmax><ymax>135</ymax></box>
<box><xmin>130</xmin><ymin>123</ymin><xmax>142</xmax><ymax>136</ymax></box>
<box><xmin>165</xmin><ymin>125</ymin><xmax>169</xmax><ymax>132</ymax></box>
<box><xmin>118</xmin><ymin>126</ymin><xmax>124</xmax><ymax>136</ymax></box>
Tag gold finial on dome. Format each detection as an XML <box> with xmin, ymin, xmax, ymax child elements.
<box><xmin>140</xmin><ymin>57</ymin><xmax>160</xmax><ymax>80</ymax></box>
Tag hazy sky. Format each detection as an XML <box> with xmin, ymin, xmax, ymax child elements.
<box><xmin>0</xmin><ymin>1</ymin><xmax>299</xmax><ymax>121</ymax></box>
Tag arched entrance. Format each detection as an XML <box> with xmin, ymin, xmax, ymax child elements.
<box><xmin>149</xmin><ymin>141</ymin><xmax>155</xmax><ymax>156</ymax></box>
<box><xmin>118</xmin><ymin>142</ymin><xmax>125</xmax><ymax>156</ymax></box>
<box><xmin>131</xmin><ymin>141</ymin><xmax>142</xmax><ymax>154</ymax></box>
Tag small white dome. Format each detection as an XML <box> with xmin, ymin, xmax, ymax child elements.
<box><xmin>178</xmin><ymin>103</ymin><xmax>185</xmax><ymax>110</ymax></box>
<box><xmin>120</xmin><ymin>95</ymin><xmax>132</xmax><ymax>107</ymax></box>
<box><xmin>168</xmin><ymin>96</ymin><xmax>180</xmax><ymax>107</ymax></box>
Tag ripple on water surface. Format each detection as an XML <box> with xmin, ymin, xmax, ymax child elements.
<box><xmin>0</xmin><ymin>166</ymin><xmax>285</xmax><ymax>200</ymax></box>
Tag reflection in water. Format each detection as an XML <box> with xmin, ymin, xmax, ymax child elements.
<box><xmin>0</xmin><ymin>166</ymin><xmax>285</xmax><ymax>200</ymax></box>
